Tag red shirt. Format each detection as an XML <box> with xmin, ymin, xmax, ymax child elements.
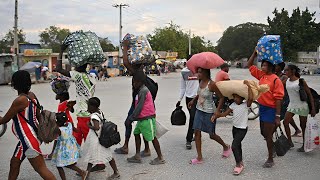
<box><xmin>249</xmin><ymin>65</ymin><xmax>284</xmax><ymax>108</ymax></box>
<box><xmin>58</xmin><ymin>101</ymin><xmax>74</xmax><ymax>123</ymax></box>
<box><xmin>215</xmin><ymin>70</ymin><xmax>230</xmax><ymax>82</ymax></box>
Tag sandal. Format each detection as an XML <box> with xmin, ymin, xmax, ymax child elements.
<box><xmin>150</xmin><ymin>158</ymin><xmax>166</xmax><ymax>165</ymax></box>
<box><xmin>233</xmin><ymin>165</ymin><xmax>244</xmax><ymax>175</ymax></box>
<box><xmin>222</xmin><ymin>146</ymin><xmax>232</xmax><ymax>158</ymax></box>
<box><xmin>127</xmin><ymin>156</ymin><xmax>142</xmax><ymax>163</ymax></box>
<box><xmin>114</xmin><ymin>147</ymin><xmax>128</xmax><ymax>154</ymax></box>
<box><xmin>190</xmin><ymin>158</ymin><xmax>203</xmax><ymax>165</ymax></box>
<box><xmin>107</xmin><ymin>173</ymin><xmax>120</xmax><ymax>180</ymax></box>
<box><xmin>297</xmin><ymin>147</ymin><xmax>305</xmax><ymax>152</ymax></box>
<box><xmin>262</xmin><ymin>161</ymin><xmax>275</xmax><ymax>168</ymax></box>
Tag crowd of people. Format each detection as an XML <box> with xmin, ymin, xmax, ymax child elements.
<box><xmin>0</xmin><ymin>43</ymin><xmax>318</xmax><ymax>179</ymax></box>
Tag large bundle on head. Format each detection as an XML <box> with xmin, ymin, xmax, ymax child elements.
<box><xmin>62</xmin><ymin>30</ymin><xmax>105</xmax><ymax>67</ymax></box>
<box><xmin>256</xmin><ymin>35</ymin><xmax>283</xmax><ymax>65</ymax></box>
<box><xmin>50</xmin><ymin>76</ymin><xmax>70</xmax><ymax>95</ymax></box>
<box><xmin>216</xmin><ymin>80</ymin><xmax>269</xmax><ymax>100</ymax></box>
<box><xmin>186</xmin><ymin>52</ymin><xmax>225</xmax><ymax>74</ymax></box>
<box><xmin>123</xmin><ymin>33</ymin><xmax>155</xmax><ymax>65</ymax></box>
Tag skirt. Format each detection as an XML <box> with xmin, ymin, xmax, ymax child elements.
<box><xmin>193</xmin><ymin>109</ymin><xmax>216</xmax><ymax>134</ymax></box>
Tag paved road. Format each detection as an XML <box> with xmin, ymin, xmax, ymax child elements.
<box><xmin>0</xmin><ymin>68</ymin><xmax>319</xmax><ymax>180</ymax></box>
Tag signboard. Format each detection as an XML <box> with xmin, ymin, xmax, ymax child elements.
<box><xmin>19</xmin><ymin>44</ymin><xmax>41</xmax><ymax>53</ymax></box>
<box><xmin>24</xmin><ymin>49</ymin><xmax>52</xmax><ymax>56</ymax></box>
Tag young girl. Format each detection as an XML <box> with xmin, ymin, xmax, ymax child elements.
<box><xmin>45</xmin><ymin>92</ymin><xmax>76</xmax><ymax>160</ymax></box>
<box><xmin>82</xmin><ymin>97</ymin><xmax>120</xmax><ymax>179</ymax></box>
<box><xmin>213</xmin><ymin>80</ymin><xmax>253</xmax><ymax>175</ymax></box>
<box><xmin>51</xmin><ymin>112</ymin><xmax>87</xmax><ymax>180</ymax></box>
<box><xmin>283</xmin><ymin>64</ymin><xmax>316</xmax><ymax>151</ymax></box>
<box><xmin>188</xmin><ymin>68</ymin><xmax>231</xmax><ymax>165</ymax></box>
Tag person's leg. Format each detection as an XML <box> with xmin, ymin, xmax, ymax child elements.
<box><xmin>28</xmin><ymin>155</ymin><xmax>56</xmax><ymax>180</ymax></box>
<box><xmin>143</xmin><ymin>137</ymin><xmax>151</xmax><ymax>155</ymax></box>
<box><xmin>135</xmin><ymin>134</ymin><xmax>142</xmax><ymax>158</ymax></box>
<box><xmin>210</xmin><ymin>133</ymin><xmax>229</xmax><ymax>150</ymax></box>
<box><xmin>290</xmin><ymin>120</ymin><xmax>302</xmax><ymax>136</ymax></box>
<box><xmin>152</xmin><ymin>137</ymin><xmax>164</xmax><ymax>160</ymax></box>
<box><xmin>115</xmin><ymin>105</ymin><xmax>134</xmax><ymax>154</ymax></box>
<box><xmin>194</xmin><ymin>130</ymin><xmax>203</xmax><ymax>161</ymax></box>
<box><xmin>66</xmin><ymin>163</ymin><xmax>86</xmax><ymax>178</ymax></box>
<box><xmin>109</xmin><ymin>158</ymin><xmax>120</xmax><ymax>175</ymax></box>
<box><xmin>9</xmin><ymin>156</ymin><xmax>23</xmax><ymax>180</ymax></box>
<box><xmin>57</xmin><ymin>167</ymin><xmax>66</xmax><ymax>180</ymax></box>
<box><xmin>283</xmin><ymin>112</ymin><xmax>295</xmax><ymax>146</ymax></box>
<box><xmin>232</xmin><ymin>127</ymin><xmax>247</xmax><ymax>167</ymax></box>
<box><xmin>298</xmin><ymin>116</ymin><xmax>308</xmax><ymax>151</ymax></box>
<box><xmin>263</xmin><ymin>122</ymin><xmax>276</xmax><ymax>166</ymax></box>
<box><xmin>186</xmin><ymin>97</ymin><xmax>196</xmax><ymax>146</ymax></box>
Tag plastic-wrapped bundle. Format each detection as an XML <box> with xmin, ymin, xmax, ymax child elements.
<box><xmin>256</xmin><ymin>35</ymin><xmax>283</xmax><ymax>65</ymax></box>
<box><xmin>50</xmin><ymin>76</ymin><xmax>70</xmax><ymax>95</ymax></box>
<box><xmin>186</xmin><ymin>52</ymin><xmax>225</xmax><ymax>74</ymax></box>
<box><xmin>62</xmin><ymin>30</ymin><xmax>105</xmax><ymax>67</ymax></box>
<box><xmin>123</xmin><ymin>33</ymin><xmax>155</xmax><ymax>64</ymax></box>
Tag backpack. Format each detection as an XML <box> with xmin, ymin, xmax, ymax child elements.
<box><xmin>24</xmin><ymin>96</ymin><xmax>59</xmax><ymax>143</ymax></box>
<box><xmin>93</xmin><ymin>112</ymin><xmax>121</xmax><ymax>148</ymax></box>
<box><xmin>299</xmin><ymin>78</ymin><xmax>320</xmax><ymax>114</ymax></box>
<box><xmin>145</xmin><ymin>76</ymin><xmax>158</xmax><ymax>101</ymax></box>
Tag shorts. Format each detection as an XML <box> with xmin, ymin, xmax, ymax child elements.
<box><xmin>193</xmin><ymin>109</ymin><xmax>216</xmax><ymax>134</ymax></box>
<box><xmin>14</xmin><ymin>142</ymin><xmax>40</xmax><ymax>160</ymax></box>
<box><xmin>133</xmin><ymin>118</ymin><xmax>156</xmax><ymax>142</ymax></box>
<box><xmin>259</xmin><ymin>104</ymin><xmax>276</xmax><ymax>123</ymax></box>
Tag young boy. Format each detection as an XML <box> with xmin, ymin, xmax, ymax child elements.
<box><xmin>127</xmin><ymin>70</ymin><xmax>165</xmax><ymax>165</ymax></box>
<box><xmin>213</xmin><ymin>80</ymin><xmax>253</xmax><ymax>175</ymax></box>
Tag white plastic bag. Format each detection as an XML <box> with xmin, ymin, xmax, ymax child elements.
<box><xmin>304</xmin><ymin>117</ymin><xmax>320</xmax><ymax>152</ymax></box>
<box><xmin>156</xmin><ymin>120</ymin><xmax>169</xmax><ymax>139</ymax></box>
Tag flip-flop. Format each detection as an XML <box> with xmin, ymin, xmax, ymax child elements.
<box><xmin>222</xmin><ymin>146</ymin><xmax>232</xmax><ymax>158</ymax></box>
<box><xmin>233</xmin><ymin>165</ymin><xmax>244</xmax><ymax>175</ymax></box>
<box><xmin>127</xmin><ymin>156</ymin><xmax>142</xmax><ymax>163</ymax></box>
<box><xmin>107</xmin><ymin>173</ymin><xmax>120</xmax><ymax>180</ymax></box>
<box><xmin>190</xmin><ymin>158</ymin><xmax>203</xmax><ymax>165</ymax></box>
<box><xmin>150</xmin><ymin>158</ymin><xmax>166</xmax><ymax>165</ymax></box>
<box><xmin>114</xmin><ymin>148</ymin><xmax>128</xmax><ymax>154</ymax></box>
<box><xmin>262</xmin><ymin>161</ymin><xmax>275</xmax><ymax>168</ymax></box>
<box><xmin>140</xmin><ymin>151</ymin><xmax>151</xmax><ymax>157</ymax></box>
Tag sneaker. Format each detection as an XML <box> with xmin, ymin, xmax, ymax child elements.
<box><xmin>186</xmin><ymin>142</ymin><xmax>192</xmax><ymax>150</ymax></box>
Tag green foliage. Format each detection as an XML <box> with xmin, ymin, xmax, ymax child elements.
<box><xmin>267</xmin><ymin>7</ymin><xmax>320</xmax><ymax>62</ymax></box>
<box><xmin>0</xmin><ymin>29</ymin><xmax>27</xmax><ymax>53</ymax></box>
<box><xmin>39</xmin><ymin>26</ymin><xmax>71</xmax><ymax>53</ymax></box>
<box><xmin>99</xmin><ymin>37</ymin><xmax>116</xmax><ymax>52</ymax></box>
<box><xmin>216</xmin><ymin>22</ymin><xmax>268</xmax><ymax>61</ymax></box>
<box><xmin>147</xmin><ymin>22</ymin><xmax>216</xmax><ymax>59</ymax></box>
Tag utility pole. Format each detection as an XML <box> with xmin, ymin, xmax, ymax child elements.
<box><xmin>14</xmin><ymin>0</ymin><xmax>19</xmax><ymax>68</ymax></box>
<box><xmin>188</xmin><ymin>29</ymin><xmax>191</xmax><ymax>56</ymax></box>
<box><xmin>113</xmin><ymin>3</ymin><xmax>129</xmax><ymax>66</ymax></box>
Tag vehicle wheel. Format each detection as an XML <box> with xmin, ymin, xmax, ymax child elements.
<box><xmin>248</xmin><ymin>101</ymin><xmax>260</xmax><ymax>120</ymax></box>
<box><xmin>0</xmin><ymin>124</ymin><xmax>7</xmax><ymax>137</ymax></box>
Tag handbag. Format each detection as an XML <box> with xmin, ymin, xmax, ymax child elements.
<box><xmin>299</xmin><ymin>78</ymin><xmax>308</xmax><ymax>101</ymax></box>
<box><xmin>155</xmin><ymin>120</ymin><xmax>169</xmax><ymax>139</ymax></box>
<box><xmin>274</xmin><ymin>127</ymin><xmax>291</xmax><ymax>156</ymax></box>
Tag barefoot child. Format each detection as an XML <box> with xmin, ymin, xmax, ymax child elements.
<box><xmin>127</xmin><ymin>70</ymin><xmax>165</xmax><ymax>165</ymax></box>
<box><xmin>213</xmin><ymin>80</ymin><xmax>253</xmax><ymax>175</ymax></box>
<box><xmin>82</xmin><ymin>97</ymin><xmax>120</xmax><ymax>179</ymax></box>
<box><xmin>52</xmin><ymin>112</ymin><xmax>87</xmax><ymax>180</ymax></box>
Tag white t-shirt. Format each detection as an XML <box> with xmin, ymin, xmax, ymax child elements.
<box><xmin>229</xmin><ymin>102</ymin><xmax>249</xmax><ymax>129</ymax></box>
<box><xmin>70</xmin><ymin>71</ymin><xmax>96</xmax><ymax>117</ymax></box>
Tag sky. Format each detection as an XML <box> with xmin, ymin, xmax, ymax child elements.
<box><xmin>0</xmin><ymin>0</ymin><xmax>319</xmax><ymax>46</ymax></box>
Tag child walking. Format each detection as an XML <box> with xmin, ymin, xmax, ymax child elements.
<box><xmin>82</xmin><ymin>97</ymin><xmax>120</xmax><ymax>179</ymax></box>
<box><xmin>127</xmin><ymin>70</ymin><xmax>165</xmax><ymax>165</ymax></box>
<box><xmin>213</xmin><ymin>80</ymin><xmax>253</xmax><ymax>175</ymax></box>
<box><xmin>45</xmin><ymin>92</ymin><xmax>76</xmax><ymax>160</ymax></box>
<box><xmin>51</xmin><ymin>112</ymin><xmax>87</xmax><ymax>180</ymax></box>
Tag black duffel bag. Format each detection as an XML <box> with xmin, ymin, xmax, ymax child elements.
<box><xmin>171</xmin><ymin>106</ymin><xmax>186</xmax><ymax>126</ymax></box>
<box><xmin>274</xmin><ymin>127</ymin><xmax>291</xmax><ymax>156</ymax></box>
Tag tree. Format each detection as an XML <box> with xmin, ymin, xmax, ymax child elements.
<box><xmin>216</xmin><ymin>22</ymin><xmax>268</xmax><ymax>61</ymax></box>
<box><xmin>39</xmin><ymin>26</ymin><xmax>70</xmax><ymax>53</ymax></box>
<box><xmin>0</xmin><ymin>29</ymin><xmax>27</xmax><ymax>53</ymax></box>
<box><xmin>99</xmin><ymin>37</ymin><xmax>116</xmax><ymax>52</ymax></box>
<box><xmin>147</xmin><ymin>22</ymin><xmax>215</xmax><ymax>59</ymax></box>
<box><xmin>267</xmin><ymin>7</ymin><xmax>320</xmax><ymax>61</ymax></box>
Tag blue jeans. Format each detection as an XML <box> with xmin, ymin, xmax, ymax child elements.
<box><xmin>125</xmin><ymin>103</ymin><xmax>134</xmax><ymax>139</ymax></box>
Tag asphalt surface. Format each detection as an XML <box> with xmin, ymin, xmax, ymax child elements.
<box><xmin>0</xmin><ymin>68</ymin><xmax>320</xmax><ymax>180</ymax></box>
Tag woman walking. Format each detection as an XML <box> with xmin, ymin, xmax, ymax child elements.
<box><xmin>283</xmin><ymin>64</ymin><xmax>316</xmax><ymax>151</ymax></box>
<box><xmin>0</xmin><ymin>70</ymin><xmax>56</xmax><ymax>180</ymax></box>
<box><xmin>188</xmin><ymin>67</ymin><xmax>231</xmax><ymax>165</ymax></box>
<box><xmin>248</xmin><ymin>51</ymin><xmax>284</xmax><ymax>168</ymax></box>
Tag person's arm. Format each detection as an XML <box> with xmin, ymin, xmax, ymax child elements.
<box><xmin>209</xmin><ymin>81</ymin><xmax>224</xmax><ymax>114</ymax></box>
<box><xmin>244</xmin><ymin>80</ymin><xmax>253</xmax><ymax>107</ymax></box>
<box><xmin>57</xmin><ymin>44</ymin><xmax>71</xmax><ymax>77</ymax></box>
<box><xmin>88</xmin><ymin>119</ymin><xmax>100</xmax><ymax>131</ymax></box>
<box><xmin>213</xmin><ymin>108</ymin><xmax>233</xmax><ymax>122</ymax></box>
<box><xmin>0</xmin><ymin>96</ymin><xmax>28</xmax><ymax>125</ymax></box>
<box><xmin>273</xmin><ymin>79</ymin><xmax>285</xmax><ymax>127</ymax></box>
<box><xmin>303</xmin><ymin>80</ymin><xmax>316</xmax><ymax>117</ymax></box>
<box><xmin>247</xmin><ymin>49</ymin><xmax>257</xmax><ymax>68</ymax></box>
<box><xmin>188</xmin><ymin>95</ymin><xmax>199</xmax><ymax>109</ymax></box>
<box><xmin>129</xmin><ymin>87</ymin><xmax>148</xmax><ymax>121</ymax></box>
<box><xmin>122</xmin><ymin>40</ymin><xmax>134</xmax><ymax>74</ymax></box>
<box><xmin>177</xmin><ymin>75</ymin><xmax>186</xmax><ymax>106</ymax></box>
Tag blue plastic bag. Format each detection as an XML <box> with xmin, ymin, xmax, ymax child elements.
<box><xmin>256</xmin><ymin>35</ymin><xmax>283</xmax><ymax>65</ymax></box>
